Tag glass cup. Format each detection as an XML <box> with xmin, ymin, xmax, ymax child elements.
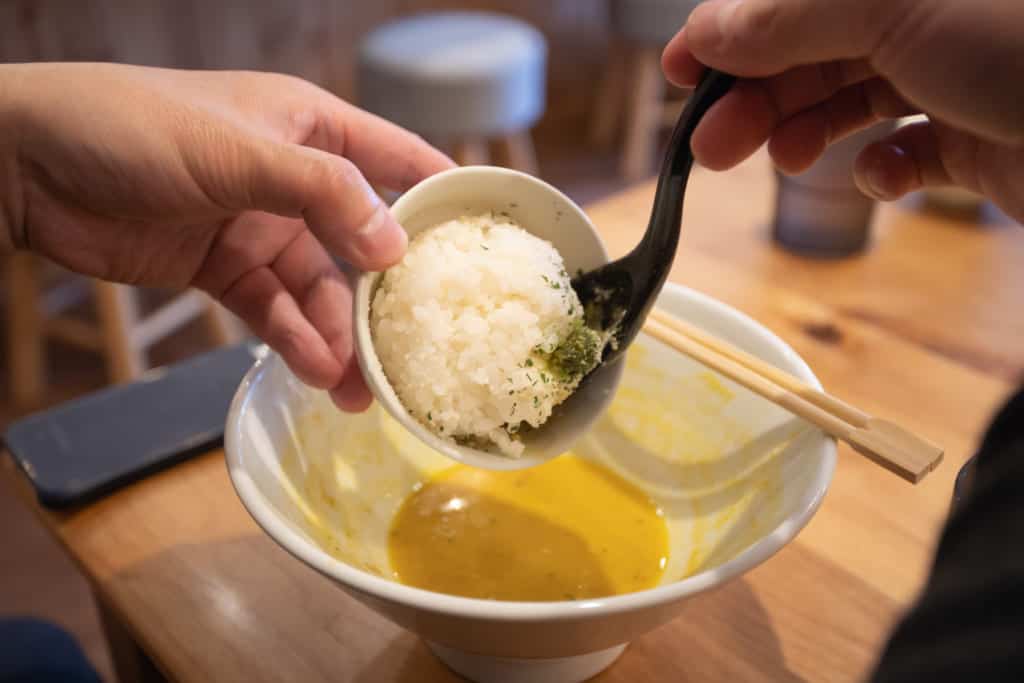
<box><xmin>772</xmin><ymin>121</ymin><xmax>896</xmax><ymax>257</ymax></box>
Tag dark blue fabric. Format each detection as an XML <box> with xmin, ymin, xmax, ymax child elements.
<box><xmin>0</xmin><ymin>618</ymin><xmax>101</xmax><ymax>683</ymax></box>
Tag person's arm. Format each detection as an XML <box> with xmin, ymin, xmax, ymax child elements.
<box><xmin>661</xmin><ymin>1</ymin><xmax>1024</xmax><ymax>677</ymax></box>
<box><xmin>662</xmin><ymin>0</ymin><xmax>1024</xmax><ymax>223</ymax></box>
<box><xmin>0</xmin><ymin>63</ymin><xmax>454</xmax><ymax>410</ymax></box>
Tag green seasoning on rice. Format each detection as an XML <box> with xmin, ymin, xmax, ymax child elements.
<box><xmin>541</xmin><ymin>319</ymin><xmax>603</xmax><ymax>384</ymax></box>
<box><xmin>370</xmin><ymin>212</ymin><xmax>606</xmax><ymax>457</ymax></box>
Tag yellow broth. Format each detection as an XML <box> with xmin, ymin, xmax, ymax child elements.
<box><xmin>388</xmin><ymin>454</ymin><xmax>669</xmax><ymax>601</ymax></box>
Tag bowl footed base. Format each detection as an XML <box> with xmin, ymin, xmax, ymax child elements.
<box><xmin>427</xmin><ymin>641</ymin><xmax>628</xmax><ymax>683</ymax></box>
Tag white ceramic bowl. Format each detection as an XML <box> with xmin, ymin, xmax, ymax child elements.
<box><xmin>353</xmin><ymin>165</ymin><xmax>625</xmax><ymax>470</ymax></box>
<box><xmin>226</xmin><ymin>283</ymin><xmax>836</xmax><ymax>683</ymax></box>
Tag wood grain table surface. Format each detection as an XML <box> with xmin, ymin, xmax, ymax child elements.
<box><xmin>4</xmin><ymin>150</ymin><xmax>1022</xmax><ymax>683</ymax></box>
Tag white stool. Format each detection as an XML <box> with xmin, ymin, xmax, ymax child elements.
<box><xmin>592</xmin><ymin>0</ymin><xmax>704</xmax><ymax>181</ymax></box>
<box><xmin>358</xmin><ymin>12</ymin><xmax>547</xmax><ymax>175</ymax></box>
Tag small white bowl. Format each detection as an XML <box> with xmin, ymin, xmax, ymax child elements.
<box><xmin>353</xmin><ymin>165</ymin><xmax>625</xmax><ymax>470</ymax></box>
<box><xmin>226</xmin><ymin>283</ymin><xmax>837</xmax><ymax>683</ymax></box>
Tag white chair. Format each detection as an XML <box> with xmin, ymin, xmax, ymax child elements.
<box><xmin>358</xmin><ymin>12</ymin><xmax>548</xmax><ymax>175</ymax></box>
<box><xmin>592</xmin><ymin>0</ymin><xmax>704</xmax><ymax>181</ymax></box>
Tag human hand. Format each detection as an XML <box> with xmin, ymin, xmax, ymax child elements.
<box><xmin>0</xmin><ymin>62</ymin><xmax>454</xmax><ymax>411</ymax></box>
<box><xmin>662</xmin><ymin>0</ymin><xmax>1024</xmax><ymax>222</ymax></box>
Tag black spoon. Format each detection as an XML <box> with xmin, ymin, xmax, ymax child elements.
<box><xmin>573</xmin><ymin>68</ymin><xmax>736</xmax><ymax>368</ymax></box>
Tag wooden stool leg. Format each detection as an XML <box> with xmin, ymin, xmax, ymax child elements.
<box><xmin>495</xmin><ymin>132</ymin><xmax>539</xmax><ymax>176</ymax></box>
<box><xmin>201</xmin><ymin>296</ymin><xmax>246</xmax><ymax>346</ymax></box>
<box><xmin>451</xmin><ymin>138</ymin><xmax>490</xmax><ymax>167</ymax></box>
<box><xmin>93</xmin><ymin>281</ymin><xmax>145</xmax><ymax>383</ymax></box>
<box><xmin>621</xmin><ymin>46</ymin><xmax>666</xmax><ymax>182</ymax></box>
<box><xmin>590</xmin><ymin>40</ymin><xmax>627</xmax><ymax>147</ymax></box>
<box><xmin>6</xmin><ymin>252</ymin><xmax>46</xmax><ymax>409</ymax></box>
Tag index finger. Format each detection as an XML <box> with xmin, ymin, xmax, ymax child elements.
<box><xmin>328</xmin><ymin>101</ymin><xmax>455</xmax><ymax>192</ymax></box>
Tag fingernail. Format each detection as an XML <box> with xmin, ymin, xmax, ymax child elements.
<box><xmin>352</xmin><ymin>204</ymin><xmax>407</xmax><ymax>268</ymax></box>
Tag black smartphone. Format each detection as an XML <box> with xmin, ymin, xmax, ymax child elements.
<box><xmin>3</xmin><ymin>342</ymin><xmax>262</xmax><ymax>508</ymax></box>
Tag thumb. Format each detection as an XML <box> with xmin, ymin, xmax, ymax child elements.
<box><xmin>228</xmin><ymin>136</ymin><xmax>407</xmax><ymax>272</ymax></box>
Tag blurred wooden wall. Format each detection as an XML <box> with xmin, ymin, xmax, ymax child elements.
<box><xmin>0</xmin><ymin>0</ymin><xmax>614</xmax><ymax>131</ymax></box>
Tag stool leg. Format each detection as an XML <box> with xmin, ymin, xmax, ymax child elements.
<box><xmin>590</xmin><ymin>40</ymin><xmax>627</xmax><ymax>148</ymax></box>
<box><xmin>201</xmin><ymin>296</ymin><xmax>246</xmax><ymax>346</ymax></box>
<box><xmin>621</xmin><ymin>46</ymin><xmax>666</xmax><ymax>182</ymax></box>
<box><xmin>6</xmin><ymin>252</ymin><xmax>46</xmax><ymax>410</ymax></box>
<box><xmin>92</xmin><ymin>281</ymin><xmax>145</xmax><ymax>383</ymax></box>
<box><xmin>495</xmin><ymin>132</ymin><xmax>539</xmax><ymax>176</ymax></box>
<box><xmin>451</xmin><ymin>139</ymin><xmax>490</xmax><ymax>167</ymax></box>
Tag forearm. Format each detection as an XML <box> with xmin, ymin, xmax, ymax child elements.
<box><xmin>0</xmin><ymin>64</ymin><xmax>30</xmax><ymax>254</ymax></box>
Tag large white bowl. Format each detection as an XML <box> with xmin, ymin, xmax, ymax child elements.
<box><xmin>226</xmin><ymin>283</ymin><xmax>836</xmax><ymax>683</ymax></box>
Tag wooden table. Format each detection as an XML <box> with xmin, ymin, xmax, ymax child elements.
<box><xmin>4</xmin><ymin>151</ymin><xmax>1022</xmax><ymax>682</ymax></box>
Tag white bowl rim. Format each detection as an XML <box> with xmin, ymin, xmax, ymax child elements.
<box><xmin>225</xmin><ymin>283</ymin><xmax>837</xmax><ymax>622</ymax></box>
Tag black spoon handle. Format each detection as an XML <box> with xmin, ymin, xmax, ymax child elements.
<box><xmin>635</xmin><ymin>68</ymin><xmax>736</xmax><ymax>260</ymax></box>
<box><xmin>570</xmin><ymin>69</ymin><xmax>736</xmax><ymax>369</ymax></box>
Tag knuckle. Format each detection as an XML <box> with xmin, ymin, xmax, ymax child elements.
<box><xmin>868</xmin><ymin>0</ymin><xmax>927</xmax><ymax>68</ymax></box>
<box><xmin>268</xmin><ymin>325</ymin><xmax>308</xmax><ymax>364</ymax></box>
<box><xmin>731</xmin><ymin>0</ymin><xmax>782</xmax><ymax>44</ymax></box>
<box><xmin>298</xmin><ymin>268</ymin><xmax>342</xmax><ymax>309</ymax></box>
<box><xmin>288</xmin><ymin>108</ymin><xmax>322</xmax><ymax>145</ymax></box>
<box><xmin>316</xmin><ymin>156</ymin><xmax>363</xmax><ymax>193</ymax></box>
<box><xmin>269</xmin><ymin>71</ymin><xmax>314</xmax><ymax>93</ymax></box>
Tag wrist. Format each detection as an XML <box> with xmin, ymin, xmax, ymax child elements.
<box><xmin>0</xmin><ymin>64</ymin><xmax>31</xmax><ymax>253</ymax></box>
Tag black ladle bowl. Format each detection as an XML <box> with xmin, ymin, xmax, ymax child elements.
<box><xmin>573</xmin><ymin>69</ymin><xmax>735</xmax><ymax>368</ymax></box>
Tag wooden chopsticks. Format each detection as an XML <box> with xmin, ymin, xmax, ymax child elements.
<box><xmin>642</xmin><ymin>308</ymin><xmax>944</xmax><ymax>483</ymax></box>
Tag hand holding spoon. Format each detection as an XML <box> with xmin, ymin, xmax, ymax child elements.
<box><xmin>354</xmin><ymin>70</ymin><xmax>735</xmax><ymax>469</ymax></box>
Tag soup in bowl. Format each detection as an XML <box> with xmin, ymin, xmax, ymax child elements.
<box><xmin>226</xmin><ymin>283</ymin><xmax>836</xmax><ymax>683</ymax></box>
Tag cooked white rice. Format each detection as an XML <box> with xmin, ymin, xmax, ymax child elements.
<box><xmin>370</xmin><ymin>212</ymin><xmax>593</xmax><ymax>456</ymax></box>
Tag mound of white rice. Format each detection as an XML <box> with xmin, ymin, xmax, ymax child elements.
<box><xmin>370</xmin><ymin>212</ymin><xmax>602</xmax><ymax>456</ymax></box>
